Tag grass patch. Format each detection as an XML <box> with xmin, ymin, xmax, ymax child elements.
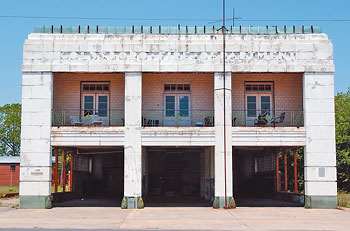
<box><xmin>0</xmin><ymin>185</ymin><xmax>19</xmax><ymax>196</ymax></box>
<box><xmin>338</xmin><ymin>192</ymin><xmax>350</xmax><ymax>208</ymax></box>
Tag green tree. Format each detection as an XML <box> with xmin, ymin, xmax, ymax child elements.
<box><xmin>335</xmin><ymin>89</ymin><xmax>350</xmax><ymax>191</ymax></box>
<box><xmin>0</xmin><ymin>104</ymin><xmax>21</xmax><ymax>156</ymax></box>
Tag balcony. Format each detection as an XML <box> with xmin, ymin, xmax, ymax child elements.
<box><xmin>52</xmin><ymin>109</ymin><xmax>124</xmax><ymax>127</ymax></box>
<box><xmin>142</xmin><ymin>109</ymin><xmax>214</xmax><ymax>127</ymax></box>
<box><xmin>232</xmin><ymin>110</ymin><xmax>304</xmax><ymax>127</ymax></box>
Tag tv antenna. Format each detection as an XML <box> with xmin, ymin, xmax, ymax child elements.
<box><xmin>232</xmin><ymin>8</ymin><xmax>242</xmax><ymax>27</ymax></box>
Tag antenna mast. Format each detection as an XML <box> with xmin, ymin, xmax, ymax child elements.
<box><xmin>222</xmin><ymin>0</ymin><xmax>228</xmax><ymax>209</ymax></box>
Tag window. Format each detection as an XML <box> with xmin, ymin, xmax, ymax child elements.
<box><xmin>81</xmin><ymin>82</ymin><xmax>110</xmax><ymax>125</ymax></box>
<box><xmin>82</xmin><ymin>83</ymin><xmax>109</xmax><ymax>92</ymax></box>
<box><xmin>164</xmin><ymin>84</ymin><xmax>191</xmax><ymax>92</ymax></box>
<box><xmin>245</xmin><ymin>82</ymin><xmax>273</xmax><ymax>126</ymax></box>
<box><xmin>10</xmin><ymin>165</ymin><xmax>16</xmax><ymax>172</ymax></box>
<box><xmin>246</xmin><ymin>84</ymin><xmax>272</xmax><ymax>92</ymax></box>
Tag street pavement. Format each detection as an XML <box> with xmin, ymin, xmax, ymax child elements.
<box><xmin>0</xmin><ymin>205</ymin><xmax>349</xmax><ymax>231</ymax></box>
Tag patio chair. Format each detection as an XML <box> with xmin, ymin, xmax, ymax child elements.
<box><xmin>271</xmin><ymin>112</ymin><xmax>286</xmax><ymax>124</ymax></box>
<box><xmin>70</xmin><ymin>116</ymin><xmax>83</xmax><ymax>126</ymax></box>
<box><xmin>204</xmin><ymin>116</ymin><xmax>214</xmax><ymax>126</ymax></box>
<box><xmin>91</xmin><ymin>115</ymin><xmax>103</xmax><ymax>126</ymax></box>
<box><xmin>254</xmin><ymin>111</ymin><xmax>270</xmax><ymax>126</ymax></box>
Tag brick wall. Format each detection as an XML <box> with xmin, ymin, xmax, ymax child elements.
<box><xmin>53</xmin><ymin>73</ymin><xmax>125</xmax><ymax>125</ymax></box>
<box><xmin>54</xmin><ymin>73</ymin><xmax>125</xmax><ymax>109</ymax></box>
<box><xmin>142</xmin><ymin>73</ymin><xmax>214</xmax><ymax>126</ymax></box>
<box><xmin>231</xmin><ymin>73</ymin><xmax>303</xmax><ymax>125</ymax></box>
<box><xmin>0</xmin><ymin>164</ymin><xmax>20</xmax><ymax>185</ymax></box>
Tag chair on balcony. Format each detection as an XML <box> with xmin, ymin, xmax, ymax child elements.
<box><xmin>70</xmin><ymin>116</ymin><xmax>83</xmax><ymax>126</ymax></box>
<box><xmin>83</xmin><ymin>115</ymin><xmax>103</xmax><ymax>126</ymax></box>
<box><xmin>271</xmin><ymin>112</ymin><xmax>286</xmax><ymax>124</ymax></box>
<box><xmin>204</xmin><ymin>116</ymin><xmax>214</xmax><ymax>127</ymax></box>
<box><xmin>91</xmin><ymin>115</ymin><xmax>103</xmax><ymax>126</ymax></box>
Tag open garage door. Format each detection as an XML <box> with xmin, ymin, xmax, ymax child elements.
<box><xmin>143</xmin><ymin>147</ymin><xmax>213</xmax><ymax>207</ymax></box>
<box><xmin>52</xmin><ymin>147</ymin><xmax>124</xmax><ymax>207</ymax></box>
<box><xmin>233</xmin><ymin>147</ymin><xmax>305</xmax><ymax>207</ymax></box>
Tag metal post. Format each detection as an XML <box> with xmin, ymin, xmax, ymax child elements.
<box><xmin>276</xmin><ymin>152</ymin><xmax>280</xmax><ymax>192</ymax></box>
<box><xmin>55</xmin><ymin>148</ymin><xmax>58</xmax><ymax>193</ymax></box>
<box><xmin>63</xmin><ymin>150</ymin><xmax>66</xmax><ymax>193</ymax></box>
<box><xmin>284</xmin><ymin>151</ymin><xmax>288</xmax><ymax>192</ymax></box>
<box><xmin>294</xmin><ymin>149</ymin><xmax>298</xmax><ymax>193</ymax></box>
<box><xmin>222</xmin><ymin>0</ymin><xmax>228</xmax><ymax>209</ymax></box>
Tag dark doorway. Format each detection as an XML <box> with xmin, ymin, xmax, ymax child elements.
<box><xmin>53</xmin><ymin>147</ymin><xmax>124</xmax><ymax>207</ymax></box>
<box><xmin>144</xmin><ymin>147</ymin><xmax>211</xmax><ymax>207</ymax></box>
<box><xmin>232</xmin><ymin>146</ymin><xmax>304</xmax><ymax>207</ymax></box>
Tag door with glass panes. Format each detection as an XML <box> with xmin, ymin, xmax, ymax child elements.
<box><xmin>83</xmin><ymin>94</ymin><xmax>109</xmax><ymax>125</ymax></box>
<box><xmin>246</xmin><ymin>94</ymin><xmax>272</xmax><ymax>126</ymax></box>
<box><xmin>164</xmin><ymin>94</ymin><xmax>191</xmax><ymax>126</ymax></box>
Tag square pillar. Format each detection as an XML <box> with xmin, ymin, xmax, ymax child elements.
<box><xmin>213</xmin><ymin>72</ymin><xmax>235</xmax><ymax>208</ymax></box>
<box><xmin>20</xmin><ymin>72</ymin><xmax>53</xmax><ymax>209</ymax></box>
<box><xmin>303</xmin><ymin>73</ymin><xmax>337</xmax><ymax>209</ymax></box>
<box><xmin>122</xmin><ymin>72</ymin><xmax>144</xmax><ymax>209</ymax></box>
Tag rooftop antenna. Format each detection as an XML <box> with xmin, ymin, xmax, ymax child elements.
<box><xmin>232</xmin><ymin>8</ymin><xmax>242</xmax><ymax>27</ymax></box>
<box><xmin>222</xmin><ymin>0</ymin><xmax>228</xmax><ymax>210</ymax></box>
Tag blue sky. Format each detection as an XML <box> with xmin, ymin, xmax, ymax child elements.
<box><xmin>0</xmin><ymin>0</ymin><xmax>349</xmax><ymax>106</ymax></box>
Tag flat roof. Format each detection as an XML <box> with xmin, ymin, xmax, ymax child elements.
<box><xmin>34</xmin><ymin>25</ymin><xmax>322</xmax><ymax>35</ymax></box>
<box><xmin>0</xmin><ymin>156</ymin><xmax>20</xmax><ymax>164</ymax></box>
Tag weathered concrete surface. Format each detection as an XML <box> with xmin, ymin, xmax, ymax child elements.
<box><xmin>22</xmin><ymin>33</ymin><xmax>334</xmax><ymax>73</ymax></box>
<box><xmin>0</xmin><ymin>207</ymin><xmax>349</xmax><ymax>230</ymax></box>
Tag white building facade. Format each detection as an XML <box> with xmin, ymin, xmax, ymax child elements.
<box><xmin>20</xmin><ymin>26</ymin><xmax>336</xmax><ymax>209</ymax></box>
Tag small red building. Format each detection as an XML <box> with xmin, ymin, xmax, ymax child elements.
<box><xmin>0</xmin><ymin>156</ymin><xmax>20</xmax><ymax>185</ymax></box>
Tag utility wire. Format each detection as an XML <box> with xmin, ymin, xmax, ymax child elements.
<box><xmin>0</xmin><ymin>15</ymin><xmax>350</xmax><ymax>23</ymax></box>
<box><xmin>210</xmin><ymin>18</ymin><xmax>350</xmax><ymax>24</ymax></box>
<box><xmin>0</xmin><ymin>15</ymin><xmax>213</xmax><ymax>21</ymax></box>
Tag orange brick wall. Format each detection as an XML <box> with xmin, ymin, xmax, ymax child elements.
<box><xmin>231</xmin><ymin>73</ymin><xmax>303</xmax><ymax>110</ymax></box>
<box><xmin>142</xmin><ymin>73</ymin><xmax>214</xmax><ymax>125</ymax></box>
<box><xmin>53</xmin><ymin>73</ymin><xmax>125</xmax><ymax>110</ymax></box>
<box><xmin>0</xmin><ymin>164</ymin><xmax>19</xmax><ymax>185</ymax></box>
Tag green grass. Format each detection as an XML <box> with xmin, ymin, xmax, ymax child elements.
<box><xmin>338</xmin><ymin>192</ymin><xmax>350</xmax><ymax>208</ymax></box>
<box><xmin>0</xmin><ymin>185</ymin><xmax>19</xmax><ymax>196</ymax></box>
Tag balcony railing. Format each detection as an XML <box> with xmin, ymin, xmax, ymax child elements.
<box><xmin>52</xmin><ymin>109</ymin><xmax>124</xmax><ymax>126</ymax></box>
<box><xmin>232</xmin><ymin>110</ymin><xmax>304</xmax><ymax>127</ymax></box>
<box><xmin>142</xmin><ymin>109</ymin><xmax>214</xmax><ymax>127</ymax></box>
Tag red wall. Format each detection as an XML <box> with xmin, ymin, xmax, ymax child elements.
<box><xmin>0</xmin><ymin>164</ymin><xmax>20</xmax><ymax>185</ymax></box>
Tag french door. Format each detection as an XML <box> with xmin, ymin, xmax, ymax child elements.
<box><xmin>164</xmin><ymin>94</ymin><xmax>191</xmax><ymax>126</ymax></box>
<box><xmin>246</xmin><ymin>94</ymin><xmax>272</xmax><ymax>126</ymax></box>
<box><xmin>83</xmin><ymin>94</ymin><xmax>109</xmax><ymax>125</ymax></box>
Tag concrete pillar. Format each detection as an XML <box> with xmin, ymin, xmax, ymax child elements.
<box><xmin>204</xmin><ymin>147</ymin><xmax>211</xmax><ymax>200</ymax></box>
<box><xmin>142</xmin><ymin>146</ymin><xmax>148</xmax><ymax>198</ymax></box>
<box><xmin>20</xmin><ymin>72</ymin><xmax>53</xmax><ymax>209</ymax></box>
<box><xmin>213</xmin><ymin>72</ymin><xmax>235</xmax><ymax>208</ymax></box>
<box><xmin>122</xmin><ymin>72</ymin><xmax>144</xmax><ymax>209</ymax></box>
<box><xmin>200</xmin><ymin>151</ymin><xmax>205</xmax><ymax>198</ymax></box>
<box><xmin>303</xmin><ymin>73</ymin><xmax>337</xmax><ymax>209</ymax></box>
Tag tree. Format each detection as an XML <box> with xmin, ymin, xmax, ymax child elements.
<box><xmin>335</xmin><ymin>89</ymin><xmax>350</xmax><ymax>191</ymax></box>
<box><xmin>0</xmin><ymin>104</ymin><xmax>21</xmax><ymax>156</ymax></box>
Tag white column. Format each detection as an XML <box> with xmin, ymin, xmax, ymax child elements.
<box><xmin>204</xmin><ymin>147</ymin><xmax>211</xmax><ymax>200</ymax></box>
<box><xmin>303</xmin><ymin>73</ymin><xmax>337</xmax><ymax>209</ymax></box>
<box><xmin>20</xmin><ymin>72</ymin><xmax>53</xmax><ymax>209</ymax></box>
<box><xmin>123</xmin><ymin>72</ymin><xmax>143</xmax><ymax>209</ymax></box>
<box><xmin>214</xmin><ymin>72</ymin><xmax>234</xmax><ymax>208</ymax></box>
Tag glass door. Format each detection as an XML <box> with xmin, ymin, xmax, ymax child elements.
<box><xmin>96</xmin><ymin>94</ymin><xmax>109</xmax><ymax>125</ymax></box>
<box><xmin>177</xmin><ymin>94</ymin><xmax>190</xmax><ymax>126</ymax></box>
<box><xmin>83</xmin><ymin>95</ymin><xmax>95</xmax><ymax>116</ymax></box>
<box><xmin>163</xmin><ymin>94</ymin><xmax>191</xmax><ymax>126</ymax></box>
<box><xmin>246</xmin><ymin>94</ymin><xmax>272</xmax><ymax>126</ymax></box>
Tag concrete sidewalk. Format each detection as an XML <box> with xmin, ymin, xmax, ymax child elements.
<box><xmin>0</xmin><ymin>206</ymin><xmax>349</xmax><ymax>230</ymax></box>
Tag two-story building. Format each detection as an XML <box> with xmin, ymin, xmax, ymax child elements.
<box><xmin>20</xmin><ymin>25</ymin><xmax>336</xmax><ymax>209</ymax></box>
